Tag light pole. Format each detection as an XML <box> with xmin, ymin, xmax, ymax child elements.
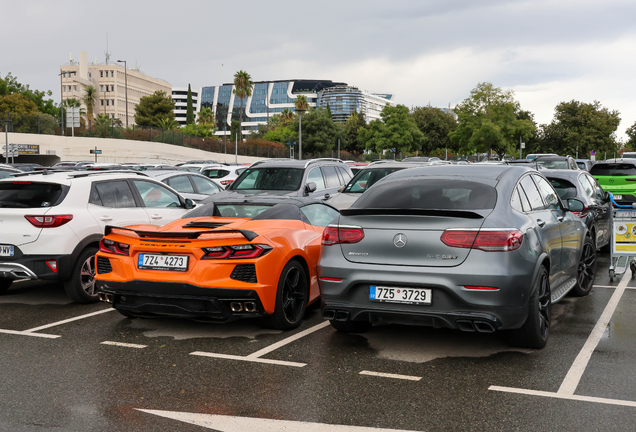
<box><xmin>296</xmin><ymin>107</ymin><xmax>306</xmax><ymax>160</ymax></box>
<box><xmin>116</xmin><ymin>60</ymin><xmax>128</xmax><ymax>127</ymax></box>
<box><xmin>58</xmin><ymin>72</ymin><xmax>65</xmax><ymax>136</ymax></box>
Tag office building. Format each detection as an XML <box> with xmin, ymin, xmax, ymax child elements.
<box><xmin>173</xmin><ymin>87</ymin><xmax>198</xmax><ymax>126</ymax></box>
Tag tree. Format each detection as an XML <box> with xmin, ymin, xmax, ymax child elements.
<box><xmin>134</xmin><ymin>90</ymin><xmax>176</xmax><ymax>127</ymax></box>
<box><xmin>233</xmin><ymin>70</ymin><xmax>254</xmax><ymax>137</ymax></box>
<box><xmin>540</xmin><ymin>100</ymin><xmax>621</xmax><ymax>158</ymax></box>
<box><xmin>359</xmin><ymin>104</ymin><xmax>426</xmax><ymax>156</ymax></box>
<box><xmin>230</xmin><ymin>119</ymin><xmax>241</xmax><ymax>143</ymax></box>
<box><xmin>280</xmin><ymin>108</ymin><xmax>294</xmax><ymax>125</ymax></box>
<box><xmin>294</xmin><ymin>94</ymin><xmax>309</xmax><ymax>112</ymax></box>
<box><xmin>186</xmin><ymin>84</ymin><xmax>195</xmax><ymax>125</ymax></box>
<box><xmin>181</xmin><ymin>122</ymin><xmax>215</xmax><ymax>138</ymax></box>
<box><xmin>411</xmin><ymin>105</ymin><xmax>458</xmax><ymax>155</ymax></box>
<box><xmin>626</xmin><ymin>121</ymin><xmax>636</xmax><ymax>150</ymax></box>
<box><xmin>82</xmin><ymin>85</ymin><xmax>98</xmax><ymax>130</ymax></box>
<box><xmin>287</xmin><ymin>107</ymin><xmax>340</xmax><ymax>155</ymax></box>
<box><xmin>0</xmin><ymin>72</ymin><xmax>59</xmax><ymax>117</ymax></box>
<box><xmin>197</xmin><ymin>106</ymin><xmax>216</xmax><ymax>128</ymax></box>
<box><xmin>63</xmin><ymin>97</ymin><xmax>81</xmax><ymax>108</ymax></box>
<box><xmin>449</xmin><ymin>82</ymin><xmax>535</xmax><ymax>160</ymax></box>
<box><xmin>342</xmin><ymin>109</ymin><xmax>367</xmax><ymax>154</ymax></box>
<box><xmin>0</xmin><ymin>93</ymin><xmax>38</xmax><ymax>114</ymax></box>
<box><xmin>154</xmin><ymin>117</ymin><xmax>179</xmax><ymax>130</ymax></box>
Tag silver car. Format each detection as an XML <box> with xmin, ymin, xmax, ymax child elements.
<box><xmin>318</xmin><ymin>165</ymin><xmax>596</xmax><ymax>349</ymax></box>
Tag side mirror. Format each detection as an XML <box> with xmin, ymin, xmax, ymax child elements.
<box><xmin>305</xmin><ymin>182</ymin><xmax>317</xmax><ymax>194</ymax></box>
<box><xmin>565</xmin><ymin>197</ymin><xmax>585</xmax><ymax>213</ymax></box>
<box><xmin>184</xmin><ymin>198</ymin><xmax>195</xmax><ymax>209</ymax></box>
<box><xmin>337</xmin><ymin>185</ymin><xmax>346</xmax><ymax>193</ymax></box>
<box><xmin>603</xmin><ymin>191</ymin><xmax>611</xmax><ymax>202</ymax></box>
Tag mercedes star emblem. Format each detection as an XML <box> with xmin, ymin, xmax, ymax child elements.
<box><xmin>393</xmin><ymin>233</ymin><xmax>407</xmax><ymax>248</ymax></box>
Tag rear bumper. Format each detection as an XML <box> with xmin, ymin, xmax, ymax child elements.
<box><xmin>0</xmin><ymin>253</ymin><xmax>71</xmax><ymax>281</ymax></box>
<box><xmin>96</xmin><ymin>280</ymin><xmax>267</xmax><ymax>322</ymax></box>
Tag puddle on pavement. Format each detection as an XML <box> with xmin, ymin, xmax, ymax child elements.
<box><xmin>129</xmin><ymin>318</ymin><xmax>282</xmax><ymax>340</ymax></box>
<box><xmin>361</xmin><ymin>325</ymin><xmax>531</xmax><ymax>363</ymax></box>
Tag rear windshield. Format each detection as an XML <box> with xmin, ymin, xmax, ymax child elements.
<box><xmin>0</xmin><ymin>182</ymin><xmax>67</xmax><ymax>208</ymax></box>
<box><xmin>590</xmin><ymin>164</ymin><xmax>636</xmax><ymax>176</ymax></box>
<box><xmin>182</xmin><ymin>202</ymin><xmax>274</xmax><ymax>218</ymax></box>
<box><xmin>344</xmin><ymin>167</ymin><xmax>405</xmax><ymax>193</ymax></box>
<box><xmin>535</xmin><ymin>159</ymin><xmax>569</xmax><ymax>169</ymax></box>
<box><xmin>352</xmin><ymin>179</ymin><xmax>497</xmax><ymax>210</ymax></box>
<box><xmin>232</xmin><ymin>168</ymin><xmax>303</xmax><ymax>191</ymax></box>
<box><xmin>548</xmin><ymin>178</ymin><xmax>577</xmax><ymax>200</ymax></box>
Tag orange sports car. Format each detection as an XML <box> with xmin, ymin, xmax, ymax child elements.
<box><xmin>94</xmin><ymin>197</ymin><xmax>340</xmax><ymax>329</ymax></box>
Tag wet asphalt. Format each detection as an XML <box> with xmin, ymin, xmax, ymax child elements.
<box><xmin>1</xmin><ymin>252</ymin><xmax>635</xmax><ymax>432</ymax></box>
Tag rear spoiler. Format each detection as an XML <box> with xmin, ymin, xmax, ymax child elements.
<box><xmin>104</xmin><ymin>225</ymin><xmax>259</xmax><ymax>241</ymax></box>
<box><xmin>340</xmin><ymin>208</ymin><xmax>484</xmax><ymax>219</ymax></box>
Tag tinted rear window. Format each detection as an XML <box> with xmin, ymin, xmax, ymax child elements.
<box><xmin>548</xmin><ymin>178</ymin><xmax>577</xmax><ymax>200</ymax></box>
<box><xmin>233</xmin><ymin>168</ymin><xmax>303</xmax><ymax>191</ymax></box>
<box><xmin>344</xmin><ymin>167</ymin><xmax>405</xmax><ymax>193</ymax></box>
<box><xmin>0</xmin><ymin>182</ymin><xmax>67</xmax><ymax>208</ymax></box>
<box><xmin>590</xmin><ymin>164</ymin><xmax>636</xmax><ymax>176</ymax></box>
<box><xmin>352</xmin><ymin>179</ymin><xmax>497</xmax><ymax>210</ymax></box>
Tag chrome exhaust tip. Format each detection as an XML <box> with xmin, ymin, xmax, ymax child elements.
<box><xmin>230</xmin><ymin>302</ymin><xmax>243</xmax><ymax>312</ymax></box>
<box><xmin>244</xmin><ymin>301</ymin><xmax>257</xmax><ymax>312</ymax></box>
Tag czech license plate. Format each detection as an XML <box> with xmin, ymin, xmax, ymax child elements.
<box><xmin>614</xmin><ymin>195</ymin><xmax>623</xmax><ymax>200</ymax></box>
<box><xmin>0</xmin><ymin>245</ymin><xmax>14</xmax><ymax>257</ymax></box>
<box><xmin>369</xmin><ymin>286</ymin><xmax>431</xmax><ymax>305</ymax></box>
<box><xmin>138</xmin><ymin>254</ymin><xmax>188</xmax><ymax>271</ymax></box>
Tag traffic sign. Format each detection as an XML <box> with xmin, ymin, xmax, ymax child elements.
<box><xmin>2</xmin><ymin>144</ymin><xmax>18</xmax><ymax>158</ymax></box>
<box><xmin>66</xmin><ymin>107</ymin><xmax>81</xmax><ymax>128</ymax></box>
<box><xmin>591</xmin><ymin>150</ymin><xmax>596</xmax><ymax>156</ymax></box>
<box><xmin>89</xmin><ymin>149</ymin><xmax>102</xmax><ymax>154</ymax></box>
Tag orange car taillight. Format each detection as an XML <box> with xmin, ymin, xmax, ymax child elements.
<box><xmin>201</xmin><ymin>244</ymin><xmax>272</xmax><ymax>260</ymax></box>
<box><xmin>99</xmin><ymin>238</ymin><xmax>130</xmax><ymax>256</ymax></box>
<box><xmin>24</xmin><ymin>215</ymin><xmax>73</xmax><ymax>228</ymax></box>
<box><xmin>321</xmin><ymin>225</ymin><xmax>365</xmax><ymax>246</ymax></box>
<box><xmin>441</xmin><ymin>229</ymin><xmax>523</xmax><ymax>252</ymax></box>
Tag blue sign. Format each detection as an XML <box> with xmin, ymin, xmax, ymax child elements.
<box><xmin>284</xmin><ymin>141</ymin><xmax>297</xmax><ymax>146</ymax></box>
<box><xmin>591</xmin><ymin>150</ymin><xmax>596</xmax><ymax>156</ymax></box>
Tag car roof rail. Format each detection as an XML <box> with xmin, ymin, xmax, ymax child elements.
<box><xmin>66</xmin><ymin>170</ymin><xmax>149</xmax><ymax>179</ymax></box>
<box><xmin>304</xmin><ymin>158</ymin><xmax>345</xmax><ymax>168</ymax></box>
<box><xmin>249</xmin><ymin>159</ymin><xmax>289</xmax><ymax>167</ymax></box>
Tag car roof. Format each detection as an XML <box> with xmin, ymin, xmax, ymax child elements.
<box><xmin>0</xmin><ymin>169</ymin><xmax>149</xmax><ymax>185</ymax></box>
<box><xmin>143</xmin><ymin>169</ymin><xmax>209</xmax><ymax>180</ymax></box>
<box><xmin>592</xmin><ymin>159</ymin><xmax>636</xmax><ymax>165</ymax></box>
<box><xmin>375</xmin><ymin>163</ymin><xmax>532</xmax><ymax>182</ymax></box>
<box><xmin>248</xmin><ymin>158</ymin><xmax>348</xmax><ymax>169</ymax></box>
<box><xmin>542</xmin><ymin>169</ymin><xmax>584</xmax><ymax>180</ymax></box>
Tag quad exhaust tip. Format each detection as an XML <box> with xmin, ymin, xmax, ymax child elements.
<box><xmin>230</xmin><ymin>301</ymin><xmax>258</xmax><ymax>313</ymax></box>
<box><xmin>98</xmin><ymin>292</ymin><xmax>114</xmax><ymax>303</ymax></box>
<box><xmin>456</xmin><ymin>319</ymin><xmax>496</xmax><ymax>333</ymax></box>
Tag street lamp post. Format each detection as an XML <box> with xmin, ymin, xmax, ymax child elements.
<box><xmin>296</xmin><ymin>107</ymin><xmax>306</xmax><ymax>160</ymax></box>
<box><xmin>116</xmin><ymin>60</ymin><xmax>128</xmax><ymax>127</ymax></box>
<box><xmin>58</xmin><ymin>72</ymin><xmax>65</xmax><ymax>136</ymax></box>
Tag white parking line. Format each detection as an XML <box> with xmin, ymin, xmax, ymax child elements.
<box><xmin>359</xmin><ymin>370</ymin><xmax>422</xmax><ymax>381</ymax></box>
<box><xmin>190</xmin><ymin>321</ymin><xmax>331</xmax><ymax>367</ymax></box>
<box><xmin>0</xmin><ymin>329</ymin><xmax>60</xmax><ymax>339</ymax></box>
<box><xmin>101</xmin><ymin>341</ymin><xmax>147</xmax><ymax>349</ymax></box>
<box><xmin>24</xmin><ymin>308</ymin><xmax>116</xmax><ymax>332</ymax></box>
<box><xmin>490</xmin><ymin>267</ymin><xmax>635</xmax><ymax>407</ymax></box>
<box><xmin>593</xmin><ymin>285</ymin><xmax>636</xmax><ymax>289</ymax></box>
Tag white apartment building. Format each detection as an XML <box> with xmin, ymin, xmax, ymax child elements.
<box><xmin>60</xmin><ymin>51</ymin><xmax>172</xmax><ymax>127</ymax></box>
<box><xmin>172</xmin><ymin>87</ymin><xmax>198</xmax><ymax>126</ymax></box>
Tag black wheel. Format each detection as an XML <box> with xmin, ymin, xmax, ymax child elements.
<box><xmin>572</xmin><ymin>236</ymin><xmax>597</xmax><ymax>296</ymax></box>
<box><xmin>631</xmin><ymin>261</ymin><xmax>636</xmax><ymax>279</ymax></box>
<box><xmin>0</xmin><ymin>278</ymin><xmax>12</xmax><ymax>295</ymax></box>
<box><xmin>609</xmin><ymin>269</ymin><xmax>615</xmax><ymax>282</ymax></box>
<box><xmin>508</xmin><ymin>266</ymin><xmax>551</xmax><ymax>349</ymax></box>
<box><xmin>269</xmin><ymin>260</ymin><xmax>309</xmax><ymax>330</ymax></box>
<box><xmin>329</xmin><ymin>319</ymin><xmax>372</xmax><ymax>333</ymax></box>
<box><xmin>64</xmin><ymin>247</ymin><xmax>99</xmax><ymax>304</ymax></box>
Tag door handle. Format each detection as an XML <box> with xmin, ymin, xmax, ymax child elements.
<box><xmin>537</xmin><ymin>219</ymin><xmax>546</xmax><ymax>227</ymax></box>
<box><xmin>557</xmin><ymin>216</ymin><xmax>564</xmax><ymax>222</ymax></box>
<box><xmin>150</xmin><ymin>214</ymin><xmax>162</xmax><ymax>219</ymax></box>
<box><xmin>99</xmin><ymin>216</ymin><xmax>112</xmax><ymax>221</ymax></box>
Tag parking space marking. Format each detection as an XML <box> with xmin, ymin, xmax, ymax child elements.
<box><xmin>190</xmin><ymin>321</ymin><xmax>331</xmax><ymax>368</ymax></box>
<box><xmin>0</xmin><ymin>329</ymin><xmax>60</xmax><ymax>339</ymax></box>
<box><xmin>490</xmin><ymin>268</ymin><xmax>635</xmax><ymax>407</ymax></box>
<box><xmin>594</xmin><ymin>285</ymin><xmax>636</xmax><ymax>289</ymax></box>
<box><xmin>359</xmin><ymin>370</ymin><xmax>422</xmax><ymax>381</ymax></box>
<box><xmin>24</xmin><ymin>308</ymin><xmax>115</xmax><ymax>332</ymax></box>
<box><xmin>101</xmin><ymin>341</ymin><xmax>147</xmax><ymax>349</ymax></box>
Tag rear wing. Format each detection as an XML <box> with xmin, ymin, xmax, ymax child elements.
<box><xmin>104</xmin><ymin>225</ymin><xmax>259</xmax><ymax>241</ymax></box>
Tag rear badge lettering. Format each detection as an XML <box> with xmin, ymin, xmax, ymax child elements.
<box><xmin>348</xmin><ymin>252</ymin><xmax>368</xmax><ymax>256</ymax></box>
<box><xmin>427</xmin><ymin>254</ymin><xmax>458</xmax><ymax>260</ymax></box>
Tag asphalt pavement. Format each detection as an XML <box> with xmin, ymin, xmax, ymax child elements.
<box><xmin>1</xmin><ymin>252</ymin><xmax>635</xmax><ymax>432</ymax></box>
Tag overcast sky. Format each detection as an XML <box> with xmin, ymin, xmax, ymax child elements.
<box><xmin>4</xmin><ymin>0</ymin><xmax>636</xmax><ymax>139</ymax></box>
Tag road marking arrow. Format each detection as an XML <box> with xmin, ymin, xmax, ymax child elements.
<box><xmin>137</xmin><ymin>409</ymin><xmax>423</xmax><ymax>431</ymax></box>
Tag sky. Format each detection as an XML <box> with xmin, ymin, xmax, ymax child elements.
<box><xmin>4</xmin><ymin>0</ymin><xmax>636</xmax><ymax>139</ymax></box>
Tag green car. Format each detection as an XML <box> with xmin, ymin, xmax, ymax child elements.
<box><xmin>589</xmin><ymin>160</ymin><xmax>636</xmax><ymax>206</ymax></box>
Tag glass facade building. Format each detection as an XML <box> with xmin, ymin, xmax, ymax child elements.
<box><xmin>316</xmin><ymin>86</ymin><xmax>395</xmax><ymax>123</ymax></box>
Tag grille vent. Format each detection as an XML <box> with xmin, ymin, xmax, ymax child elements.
<box><xmin>96</xmin><ymin>256</ymin><xmax>112</xmax><ymax>274</ymax></box>
<box><xmin>230</xmin><ymin>264</ymin><xmax>257</xmax><ymax>283</ymax></box>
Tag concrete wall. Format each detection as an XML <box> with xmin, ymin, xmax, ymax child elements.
<box><xmin>4</xmin><ymin>133</ymin><xmax>265</xmax><ymax>166</ymax></box>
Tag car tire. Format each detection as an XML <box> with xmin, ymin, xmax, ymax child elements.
<box><xmin>269</xmin><ymin>259</ymin><xmax>308</xmax><ymax>330</ymax></box>
<box><xmin>572</xmin><ymin>236</ymin><xmax>597</xmax><ymax>296</ymax></box>
<box><xmin>507</xmin><ymin>265</ymin><xmax>551</xmax><ymax>349</ymax></box>
<box><xmin>0</xmin><ymin>278</ymin><xmax>12</xmax><ymax>294</ymax></box>
<box><xmin>64</xmin><ymin>247</ymin><xmax>99</xmax><ymax>304</ymax></box>
<box><xmin>329</xmin><ymin>319</ymin><xmax>372</xmax><ymax>333</ymax></box>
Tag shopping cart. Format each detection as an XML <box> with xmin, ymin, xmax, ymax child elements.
<box><xmin>608</xmin><ymin>194</ymin><xmax>636</xmax><ymax>281</ymax></box>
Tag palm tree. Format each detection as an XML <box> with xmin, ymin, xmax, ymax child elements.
<box><xmin>63</xmin><ymin>97</ymin><xmax>81</xmax><ymax>108</ymax></box>
<box><xmin>197</xmin><ymin>106</ymin><xmax>216</xmax><ymax>127</ymax></box>
<box><xmin>154</xmin><ymin>117</ymin><xmax>179</xmax><ymax>130</ymax></box>
<box><xmin>232</xmin><ymin>70</ymin><xmax>254</xmax><ymax>139</ymax></box>
<box><xmin>94</xmin><ymin>113</ymin><xmax>111</xmax><ymax>127</ymax></box>
<box><xmin>280</xmin><ymin>108</ymin><xmax>294</xmax><ymax>125</ymax></box>
<box><xmin>294</xmin><ymin>94</ymin><xmax>309</xmax><ymax>113</ymax></box>
<box><xmin>82</xmin><ymin>85</ymin><xmax>98</xmax><ymax>130</ymax></box>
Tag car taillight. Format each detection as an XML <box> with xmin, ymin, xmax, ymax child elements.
<box><xmin>24</xmin><ymin>215</ymin><xmax>73</xmax><ymax>228</ymax></box>
<box><xmin>220</xmin><ymin>179</ymin><xmax>234</xmax><ymax>186</ymax></box>
<box><xmin>321</xmin><ymin>225</ymin><xmax>365</xmax><ymax>246</ymax></box>
<box><xmin>13</xmin><ymin>181</ymin><xmax>32</xmax><ymax>185</ymax></box>
<box><xmin>99</xmin><ymin>238</ymin><xmax>130</xmax><ymax>256</ymax></box>
<box><xmin>201</xmin><ymin>244</ymin><xmax>272</xmax><ymax>260</ymax></box>
<box><xmin>441</xmin><ymin>229</ymin><xmax>523</xmax><ymax>252</ymax></box>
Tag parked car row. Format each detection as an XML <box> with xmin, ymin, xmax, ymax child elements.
<box><xmin>1</xmin><ymin>157</ymin><xmax>607</xmax><ymax>350</ymax></box>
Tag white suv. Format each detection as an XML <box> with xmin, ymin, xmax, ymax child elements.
<box><xmin>0</xmin><ymin>170</ymin><xmax>195</xmax><ymax>303</ymax></box>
